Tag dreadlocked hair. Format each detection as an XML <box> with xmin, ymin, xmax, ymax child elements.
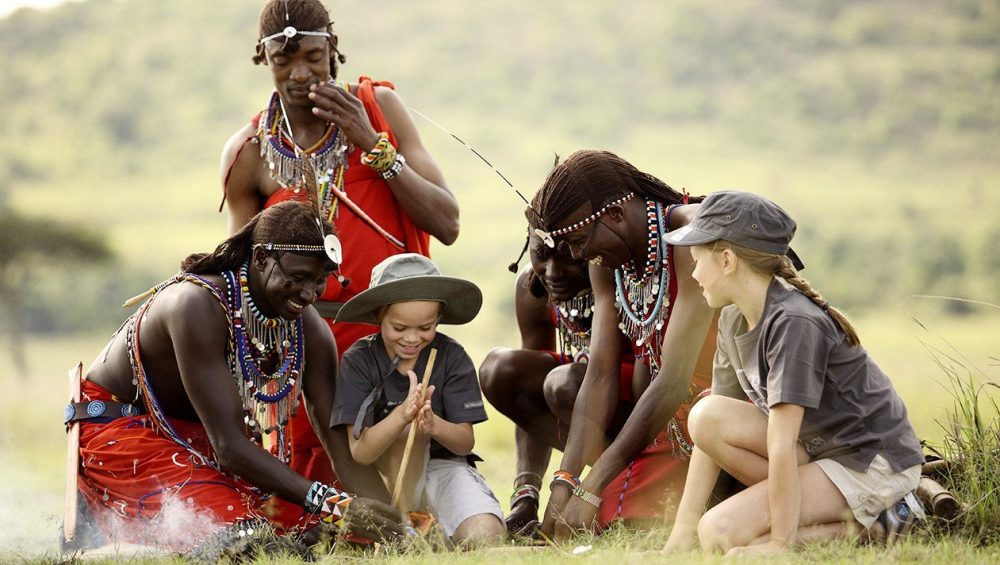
<box><xmin>181</xmin><ymin>201</ymin><xmax>336</xmax><ymax>274</ymax></box>
<box><xmin>713</xmin><ymin>240</ymin><xmax>861</xmax><ymax>346</ymax></box>
<box><xmin>527</xmin><ymin>149</ymin><xmax>703</xmax><ymax>231</ymax></box>
<box><xmin>252</xmin><ymin>0</ymin><xmax>346</xmax><ymax>78</ymax></box>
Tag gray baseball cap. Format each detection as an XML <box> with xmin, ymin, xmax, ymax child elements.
<box><xmin>665</xmin><ymin>190</ymin><xmax>805</xmax><ymax>270</ymax></box>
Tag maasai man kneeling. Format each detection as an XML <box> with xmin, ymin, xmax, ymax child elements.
<box><xmin>68</xmin><ymin>201</ymin><xmax>403</xmax><ymax>552</ymax></box>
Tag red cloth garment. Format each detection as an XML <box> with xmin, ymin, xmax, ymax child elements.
<box><xmin>76</xmin><ymin>380</ymin><xmax>287</xmax><ymax>548</ymax></box>
<box><xmin>260</xmin><ymin>77</ymin><xmax>432</xmax><ymax>486</ymax></box>
<box><xmin>595</xmin><ymin>387</ymin><xmax>710</xmax><ymax>527</ymax></box>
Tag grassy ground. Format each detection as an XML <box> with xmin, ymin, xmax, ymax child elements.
<box><xmin>0</xmin><ymin>304</ymin><xmax>997</xmax><ymax>562</ymax></box>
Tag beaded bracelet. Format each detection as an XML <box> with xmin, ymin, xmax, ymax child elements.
<box><xmin>572</xmin><ymin>485</ymin><xmax>603</xmax><ymax>508</ymax></box>
<box><xmin>550</xmin><ymin>470</ymin><xmax>581</xmax><ymax>492</ymax></box>
<box><xmin>380</xmin><ymin>153</ymin><xmax>406</xmax><ymax>180</ymax></box>
<box><xmin>361</xmin><ymin>132</ymin><xmax>398</xmax><ymax>174</ymax></box>
<box><xmin>304</xmin><ymin>481</ymin><xmax>353</xmax><ymax>526</ymax></box>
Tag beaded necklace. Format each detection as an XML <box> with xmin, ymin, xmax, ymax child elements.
<box><xmin>614</xmin><ymin>200</ymin><xmax>673</xmax><ymax>374</ymax></box>
<box><xmin>552</xmin><ymin>291</ymin><xmax>594</xmax><ymax>364</ymax></box>
<box><xmin>259</xmin><ymin>91</ymin><xmax>349</xmax><ymax>223</ymax></box>
<box><xmin>224</xmin><ymin>266</ymin><xmax>304</xmax><ymax>464</ymax></box>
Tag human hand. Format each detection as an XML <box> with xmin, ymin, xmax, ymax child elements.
<box><xmin>339</xmin><ymin>497</ymin><xmax>406</xmax><ymax>543</ymax></box>
<box><xmin>394</xmin><ymin>370</ymin><xmax>425</xmax><ymax>424</ymax></box>
<box><xmin>539</xmin><ymin>485</ymin><xmax>572</xmax><ymax>539</ymax></box>
<box><xmin>309</xmin><ymin>82</ymin><xmax>380</xmax><ymax>151</ymax></box>
<box><xmin>554</xmin><ymin>495</ymin><xmax>599</xmax><ymax>542</ymax></box>
<box><xmin>415</xmin><ymin>386</ymin><xmax>437</xmax><ymax>437</ymax></box>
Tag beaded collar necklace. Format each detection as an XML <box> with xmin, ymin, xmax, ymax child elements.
<box><xmin>552</xmin><ymin>290</ymin><xmax>594</xmax><ymax>363</ymax></box>
<box><xmin>223</xmin><ymin>264</ymin><xmax>305</xmax><ymax>464</ymax></box>
<box><xmin>259</xmin><ymin>91</ymin><xmax>350</xmax><ymax>223</ymax></box>
<box><xmin>614</xmin><ymin>200</ymin><xmax>675</xmax><ymax>374</ymax></box>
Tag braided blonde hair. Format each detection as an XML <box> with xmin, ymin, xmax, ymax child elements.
<box><xmin>714</xmin><ymin>241</ymin><xmax>860</xmax><ymax>346</ymax></box>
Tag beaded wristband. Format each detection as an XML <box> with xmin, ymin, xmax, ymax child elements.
<box><xmin>303</xmin><ymin>481</ymin><xmax>353</xmax><ymax>526</ymax></box>
<box><xmin>572</xmin><ymin>485</ymin><xmax>603</xmax><ymax>508</ymax></box>
<box><xmin>361</xmin><ymin>132</ymin><xmax>398</xmax><ymax>174</ymax></box>
<box><xmin>549</xmin><ymin>470</ymin><xmax>581</xmax><ymax>491</ymax></box>
<box><xmin>360</xmin><ymin>132</ymin><xmax>390</xmax><ymax>166</ymax></box>
<box><xmin>319</xmin><ymin>490</ymin><xmax>353</xmax><ymax>526</ymax></box>
<box><xmin>380</xmin><ymin>153</ymin><xmax>406</xmax><ymax>180</ymax></box>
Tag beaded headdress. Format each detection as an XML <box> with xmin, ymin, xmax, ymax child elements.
<box><xmin>533</xmin><ymin>193</ymin><xmax>635</xmax><ymax>248</ymax></box>
<box><xmin>258</xmin><ymin>26</ymin><xmax>331</xmax><ymax>45</ymax></box>
<box><xmin>253</xmin><ymin>233</ymin><xmax>343</xmax><ymax>265</ymax></box>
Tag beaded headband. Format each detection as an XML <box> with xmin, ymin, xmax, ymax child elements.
<box><xmin>534</xmin><ymin>193</ymin><xmax>635</xmax><ymax>248</ymax></box>
<box><xmin>258</xmin><ymin>26</ymin><xmax>331</xmax><ymax>45</ymax></box>
<box><xmin>254</xmin><ymin>234</ymin><xmax>343</xmax><ymax>264</ymax></box>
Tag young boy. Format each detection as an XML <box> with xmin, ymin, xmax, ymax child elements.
<box><xmin>331</xmin><ymin>254</ymin><xmax>504</xmax><ymax>546</ymax></box>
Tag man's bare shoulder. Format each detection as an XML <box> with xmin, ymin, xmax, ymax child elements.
<box><xmin>221</xmin><ymin>122</ymin><xmax>261</xmax><ymax>168</ymax></box>
<box><xmin>149</xmin><ymin>274</ymin><xmax>230</xmax><ymax>329</ymax></box>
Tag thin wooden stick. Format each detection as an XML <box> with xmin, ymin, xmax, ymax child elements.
<box><xmin>64</xmin><ymin>362</ymin><xmax>83</xmax><ymax>545</ymax></box>
<box><xmin>391</xmin><ymin>348</ymin><xmax>437</xmax><ymax>510</ymax></box>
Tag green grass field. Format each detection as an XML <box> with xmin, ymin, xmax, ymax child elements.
<box><xmin>0</xmin><ymin>304</ymin><xmax>996</xmax><ymax>562</ymax></box>
<box><xmin>3</xmin><ymin>2</ymin><xmax>998</xmax><ymax>559</ymax></box>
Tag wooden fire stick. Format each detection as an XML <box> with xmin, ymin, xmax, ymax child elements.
<box><xmin>64</xmin><ymin>362</ymin><xmax>83</xmax><ymax>545</ymax></box>
<box><xmin>391</xmin><ymin>348</ymin><xmax>437</xmax><ymax>510</ymax></box>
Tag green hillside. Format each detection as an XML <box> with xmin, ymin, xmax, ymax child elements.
<box><xmin>1</xmin><ymin>0</ymin><xmax>998</xmax><ymax>347</ymax></box>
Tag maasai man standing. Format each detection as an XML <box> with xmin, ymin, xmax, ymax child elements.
<box><xmin>220</xmin><ymin>0</ymin><xmax>460</xmax><ymax>492</ymax></box>
<box><xmin>71</xmin><ymin>202</ymin><xmax>404</xmax><ymax>551</ymax></box>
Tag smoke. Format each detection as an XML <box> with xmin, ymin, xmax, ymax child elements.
<box><xmin>88</xmin><ymin>492</ymin><xmax>226</xmax><ymax>552</ymax></box>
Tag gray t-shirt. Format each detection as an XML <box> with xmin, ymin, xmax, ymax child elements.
<box><xmin>712</xmin><ymin>279</ymin><xmax>923</xmax><ymax>473</ymax></box>
<box><xmin>331</xmin><ymin>332</ymin><xmax>488</xmax><ymax>460</ymax></box>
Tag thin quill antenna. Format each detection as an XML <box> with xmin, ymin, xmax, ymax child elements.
<box><xmin>407</xmin><ymin>106</ymin><xmax>531</xmax><ymax>207</ymax></box>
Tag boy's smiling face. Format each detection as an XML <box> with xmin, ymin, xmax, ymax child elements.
<box><xmin>379</xmin><ymin>301</ymin><xmax>442</xmax><ymax>369</ymax></box>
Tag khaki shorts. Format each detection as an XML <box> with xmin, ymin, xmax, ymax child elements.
<box><xmin>416</xmin><ymin>457</ymin><xmax>503</xmax><ymax>537</ymax></box>
<box><xmin>815</xmin><ymin>453</ymin><xmax>921</xmax><ymax>528</ymax></box>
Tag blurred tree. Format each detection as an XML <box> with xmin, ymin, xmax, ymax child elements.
<box><xmin>0</xmin><ymin>208</ymin><xmax>113</xmax><ymax>374</ymax></box>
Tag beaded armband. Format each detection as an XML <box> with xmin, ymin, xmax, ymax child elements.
<box><xmin>361</xmin><ymin>132</ymin><xmax>398</xmax><ymax>174</ymax></box>
<box><xmin>572</xmin><ymin>485</ymin><xmax>603</xmax><ymax>508</ymax></box>
<box><xmin>304</xmin><ymin>481</ymin><xmax>353</xmax><ymax>526</ymax></box>
<box><xmin>549</xmin><ymin>470</ymin><xmax>581</xmax><ymax>492</ymax></box>
<box><xmin>380</xmin><ymin>153</ymin><xmax>406</xmax><ymax>180</ymax></box>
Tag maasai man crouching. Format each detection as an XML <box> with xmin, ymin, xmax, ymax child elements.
<box><xmin>69</xmin><ymin>201</ymin><xmax>403</xmax><ymax>553</ymax></box>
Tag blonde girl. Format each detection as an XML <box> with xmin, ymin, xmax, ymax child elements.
<box><xmin>662</xmin><ymin>191</ymin><xmax>923</xmax><ymax>556</ymax></box>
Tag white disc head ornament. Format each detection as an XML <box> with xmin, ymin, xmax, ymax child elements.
<box><xmin>324</xmin><ymin>234</ymin><xmax>343</xmax><ymax>264</ymax></box>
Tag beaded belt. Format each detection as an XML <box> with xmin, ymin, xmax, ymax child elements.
<box><xmin>312</xmin><ymin>301</ymin><xmax>345</xmax><ymax>320</ymax></box>
<box><xmin>64</xmin><ymin>400</ymin><xmax>145</xmax><ymax>425</ymax></box>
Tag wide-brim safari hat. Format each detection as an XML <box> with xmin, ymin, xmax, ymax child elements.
<box><xmin>335</xmin><ymin>253</ymin><xmax>483</xmax><ymax>325</ymax></box>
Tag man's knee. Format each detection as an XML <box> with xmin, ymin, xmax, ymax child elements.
<box><xmin>542</xmin><ymin>363</ymin><xmax>583</xmax><ymax>415</ymax></box>
<box><xmin>478</xmin><ymin>347</ymin><xmax>515</xmax><ymax>403</ymax></box>
<box><xmin>451</xmin><ymin>513</ymin><xmax>504</xmax><ymax>547</ymax></box>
